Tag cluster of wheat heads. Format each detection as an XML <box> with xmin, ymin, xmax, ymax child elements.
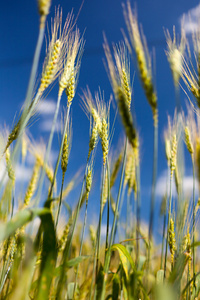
<box><xmin>1</xmin><ymin>0</ymin><xmax>200</xmax><ymax>299</ymax></box>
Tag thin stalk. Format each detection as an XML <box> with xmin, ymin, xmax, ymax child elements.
<box><xmin>148</xmin><ymin>117</ymin><xmax>158</xmax><ymax>276</ymax></box>
<box><xmin>10</xmin><ymin>26</ymin><xmax>45</xmax><ymax>164</ymax></box>
<box><xmin>96</xmin><ymin>165</ymin><xmax>106</xmax><ymax>276</ymax></box>
<box><xmin>176</xmin><ymin>111</ymin><xmax>184</xmax><ymax>250</ymax></box>
<box><xmin>192</xmin><ymin>155</ymin><xmax>196</xmax><ymax>290</ymax></box>
<box><xmin>161</xmin><ymin>166</ymin><xmax>170</xmax><ymax>269</ymax></box>
<box><xmin>175</xmin><ymin>83</ymin><xmax>181</xmax><ymax>114</ymax></box>
<box><xmin>35</xmin><ymin>93</ymin><xmax>62</xmax><ymax>205</ymax></box>
<box><xmin>100</xmin><ymin>137</ymin><xmax>128</xmax><ymax>300</ymax></box>
<box><xmin>15</xmin><ymin>25</ymin><xmax>45</xmax><ymax>144</ymax></box>
<box><xmin>24</xmin><ymin>25</ymin><xmax>45</xmax><ymax>109</ymax></box>
<box><xmin>55</xmin><ymin>162</ymin><xmax>88</xmax><ymax>300</ymax></box>
<box><xmin>48</xmin><ymin>104</ymin><xmax>71</xmax><ymax>201</ymax></box>
<box><xmin>89</xmin><ymin>238</ymin><xmax>97</xmax><ymax>300</ymax></box>
<box><xmin>55</xmin><ymin>176</ymin><xmax>65</xmax><ymax>228</ymax></box>
<box><xmin>11</xmin><ymin>185</ymin><xmax>15</xmax><ymax>218</ymax></box>
<box><xmin>105</xmin><ymin>159</ymin><xmax>111</xmax><ymax>254</ymax></box>
<box><xmin>161</xmin><ymin>206</ymin><xmax>167</xmax><ymax>270</ymax></box>
<box><xmin>164</xmin><ymin>173</ymin><xmax>173</xmax><ymax>279</ymax></box>
<box><xmin>126</xmin><ymin>192</ymin><xmax>131</xmax><ymax>239</ymax></box>
<box><xmin>73</xmin><ymin>199</ymin><xmax>89</xmax><ymax>297</ymax></box>
<box><xmin>189</xmin><ymin>264</ymin><xmax>191</xmax><ymax>300</ymax></box>
<box><xmin>115</xmin><ymin>181</ymin><xmax>126</xmax><ymax>242</ymax></box>
<box><xmin>136</xmin><ymin>161</ymin><xmax>141</xmax><ymax>267</ymax></box>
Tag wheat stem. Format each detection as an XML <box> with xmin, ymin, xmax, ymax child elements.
<box><xmin>164</xmin><ymin>173</ymin><xmax>173</xmax><ymax>278</ymax></box>
<box><xmin>192</xmin><ymin>155</ymin><xmax>196</xmax><ymax>290</ymax></box>
<box><xmin>35</xmin><ymin>93</ymin><xmax>62</xmax><ymax>206</ymax></box>
<box><xmin>148</xmin><ymin>115</ymin><xmax>158</xmax><ymax>273</ymax></box>
<box><xmin>55</xmin><ymin>177</ymin><xmax>65</xmax><ymax>229</ymax></box>
<box><xmin>100</xmin><ymin>137</ymin><xmax>128</xmax><ymax>300</ymax></box>
<box><xmin>47</xmin><ymin>105</ymin><xmax>71</xmax><ymax>201</ymax></box>
<box><xmin>96</xmin><ymin>164</ymin><xmax>106</xmax><ymax>276</ymax></box>
<box><xmin>105</xmin><ymin>159</ymin><xmax>111</xmax><ymax>256</ymax></box>
<box><xmin>136</xmin><ymin>158</ymin><xmax>141</xmax><ymax>267</ymax></box>
<box><xmin>0</xmin><ymin>27</ymin><xmax>45</xmax><ymax>188</ymax></box>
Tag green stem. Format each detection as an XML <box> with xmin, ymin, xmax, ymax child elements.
<box><xmin>100</xmin><ymin>137</ymin><xmax>128</xmax><ymax>300</ymax></box>
<box><xmin>126</xmin><ymin>192</ymin><xmax>131</xmax><ymax>239</ymax></box>
<box><xmin>160</xmin><ymin>166</ymin><xmax>170</xmax><ymax>269</ymax></box>
<box><xmin>148</xmin><ymin>117</ymin><xmax>158</xmax><ymax>271</ymax></box>
<box><xmin>48</xmin><ymin>104</ymin><xmax>71</xmax><ymax>202</ymax></box>
<box><xmin>96</xmin><ymin>164</ymin><xmax>106</xmax><ymax>276</ymax></box>
<box><xmin>89</xmin><ymin>239</ymin><xmax>97</xmax><ymax>300</ymax></box>
<box><xmin>192</xmin><ymin>155</ymin><xmax>196</xmax><ymax>290</ymax></box>
<box><xmin>55</xmin><ymin>162</ymin><xmax>88</xmax><ymax>300</ymax></box>
<box><xmin>0</xmin><ymin>26</ymin><xmax>45</xmax><ymax>189</ymax></box>
<box><xmin>164</xmin><ymin>173</ymin><xmax>173</xmax><ymax>279</ymax></box>
<box><xmin>55</xmin><ymin>175</ymin><xmax>65</xmax><ymax>228</ymax></box>
<box><xmin>115</xmin><ymin>182</ymin><xmax>126</xmax><ymax>242</ymax></box>
<box><xmin>11</xmin><ymin>26</ymin><xmax>45</xmax><ymax>160</ymax></box>
<box><xmin>36</xmin><ymin>93</ymin><xmax>62</xmax><ymax>206</ymax></box>
<box><xmin>136</xmin><ymin>161</ymin><xmax>141</xmax><ymax>267</ymax></box>
<box><xmin>73</xmin><ymin>198</ymin><xmax>89</xmax><ymax>297</ymax></box>
<box><xmin>105</xmin><ymin>159</ymin><xmax>111</xmax><ymax>254</ymax></box>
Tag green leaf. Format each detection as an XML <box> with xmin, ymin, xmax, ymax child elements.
<box><xmin>156</xmin><ymin>270</ymin><xmax>164</xmax><ymax>284</ymax></box>
<box><xmin>122</xmin><ymin>272</ymin><xmax>128</xmax><ymax>300</ymax></box>
<box><xmin>67</xmin><ymin>282</ymin><xmax>75</xmax><ymax>299</ymax></box>
<box><xmin>111</xmin><ymin>243</ymin><xmax>135</xmax><ymax>278</ymax></box>
<box><xmin>191</xmin><ymin>241</ymin><xmax>200</xmax><ymax>248</ymax></box>
<box><xmin>66</xmin><ymin>255</ymin><xmax>90</xmax><ymax>268</ymax></box>
<box><xmin>96</xmin><ymin>263</ymin><xmax>104</xmax><ymax>300</ymax></box>
<box><xmin>112</xmin><ymin>273</ymin><xmax>120</xmax><ymax>300</ymax></box>
<box><xmin>34</xmin><ymin>210</ymin><xmax>57</xmax><ymax>299</ymax></box>
<box><xmin>0</xmin><ymin>208</ymin><xmax>49</xmax><ymax>242</ymax></box>
<box><xmin>169</xmin><ymin>253</ymin><xmax>189</xmax><ymax>285</ymax></box>
<box><xmin>137</xmin><ymin>255</ymin><xmax>146</xmax><ymax>271</ymax></box>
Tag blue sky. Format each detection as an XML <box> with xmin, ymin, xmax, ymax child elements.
<box><xmin>0</xmin><ymin>0</ymin><xmax>199</xmax><ymax>237</ymax></box>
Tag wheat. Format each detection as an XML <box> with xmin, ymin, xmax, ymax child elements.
<box><xmin>165</xmin><ymin>26</ymin><xmax>185</xmax><ymax>86</ymax></box>
<box><xmin>59</xmin><ymin>29</ymin><xmax>84</xmax><ymax>99</ymax></box>
<box><xmin>24</xmin><ymin>158</ymin><xmax>40</xmax><ymax>206</ymax></box>
<box><xmin>61</xmin><ymin>131</ymin><xmax>70</xmax><ymax>178</ymax></box>
<box><xmin>38</xmin><ymin>8</ymin><xmax>73</xmax><ymax>95</ymax></box>
<box><xmin>168</xmin><ymin>218</ymin><xmax>176</xmax><ymax>266</ymax></box>
<box><xmin>86</xmin><ymin>165</ymin><xmax>93</xmax><ymax>201</ymax></box>
<box><xmin>38</xmin><ymin>0</ymin><xmax>51</xmax><ymax>27</ymax></box>
<box><xmin>5</xmin><ymin>148</ymin><xmax>15</xmax><ymax>183</ymax></box>
<box><xmin>123</xmin><ymin>1</ymin><xmax>157</xmax><ymax>118</ymax></box>
<box><xmin>185</xmin><ymin>126</ymin><xmax>194</xmax><ymax>155</ymax></box>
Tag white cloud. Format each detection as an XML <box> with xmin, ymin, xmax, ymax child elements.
<box><xmin>0</xmin><ymin>159</ymin><xmax>32</xmax><ymax>185</ymax></box>
<box><xmin>156</xmin><ymin>169</ymin><xmax>199</xmax><ymax>197</ymax></box>
<box><xmin>39</xmin><ymin>119</ymin><xmax>61</xmax><ymax>132</ymax></box>
<box><xmin>101</xmin><ymin>223</ymin><xmax>111</xmax><ymax>238</ymax></box>
<box><xmin>37</xmin><ymin>99</ymin><xmax>57</xmax><ymax>115</ymax></box>
<box><xmin>180</xmin><ymin>4</ymin><xmax>200</xmax><ymax>34</ymax></box>
<box><xmin>15</xmin><ymin>164</ymin><xmax>32</xmax><ymax>182</ymax></box>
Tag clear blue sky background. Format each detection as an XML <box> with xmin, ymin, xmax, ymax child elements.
<box><xmin>0</xmin><ymin>0</ymin><xmax>199</xmax><ymax>238</ymax></box>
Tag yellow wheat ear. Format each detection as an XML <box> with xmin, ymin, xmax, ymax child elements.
<box><xmin>5</xmin><ymin>148</ymin><xmax>15</xmax><ymax>183</ymax></box>
<box><xmin>165</xmin><ymin>26</ymin><xmax>185</xmax><ymax>87</ymax></box>
<box><xmin>61</xmin><ymin>120</ymin><xmax>72</xmax><ymax>180</ymax></box>
<box><xmin>38</xmin><ymin>8</ymin><xmax>74</xmax><ymax>96</ymax></box>
<box><xmin>38</xmin><ymin>0</ymin><xmax>51</xmax><ymax>28</ymax></box>
<box><xmin>59</xmin><ymin>29</ymin><xmax>84</xmax><ymax>100</ymax></box>
<box><xmin>86</xmin><ymin>165</ymin><xmax>93</xmax><ymax>201</ymax></box>
<box><xmin>168</xmin><ymin>218</ymin><xmax>176</xmax><ymax>267</ymax></box>
<box><xmin>103</xmin><ymin>37</ymin><xmax>138</xmax><ymax>150</ymax></box>
<box><xmin>24</xmin><ymin>159</ymin><xmax>40</xmax><ymax>207</ymax></box>
<box><xmin>123</xmin><ymin>1</ymin><xmax>157</xmax><ymax>121</ymax></box>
